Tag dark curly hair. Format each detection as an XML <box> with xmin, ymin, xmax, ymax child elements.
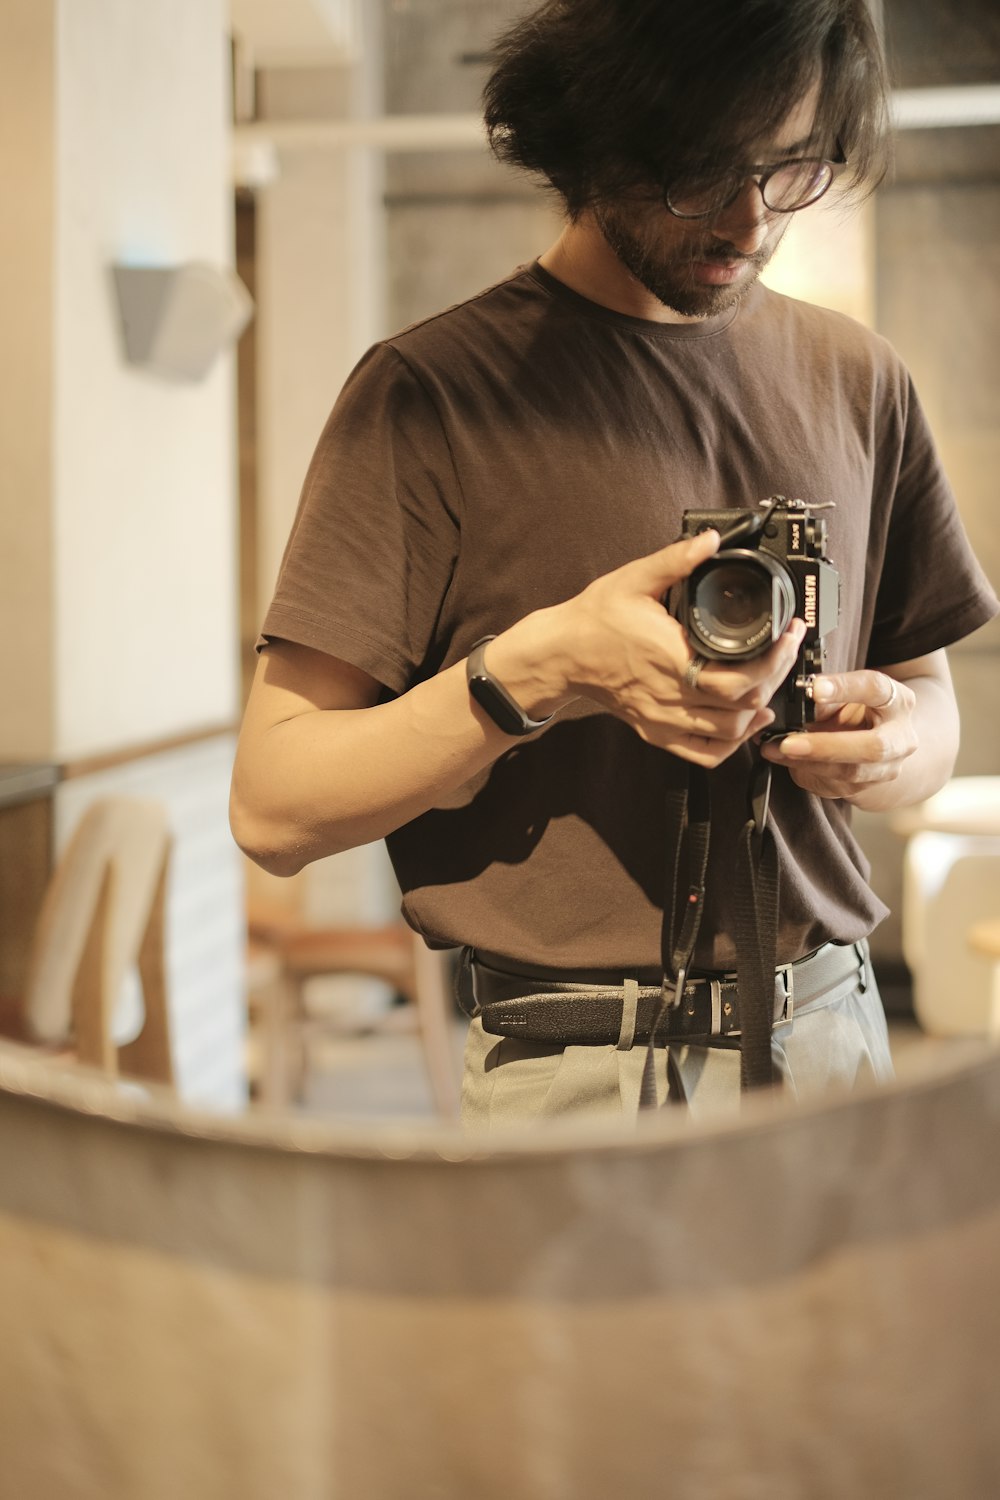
<box><xmin>483</xmin><ymin>0</ymin><xmax>891</xmax><ymax>216</ymax></box>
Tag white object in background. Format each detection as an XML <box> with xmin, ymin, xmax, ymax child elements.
<box><xmin>967</xmin><ymin>919</ymin><xmax>1000</xmax><ymax>1041</ymax></box>
<box><xmin>893</xmin><ymin>779</ymin><xmax>1000</xmax><ymax>1037</ymax></box>
<box><xmin>232</xmin><ymin>137</ymin><xmax>281</xmax><ymax>190</ymax></box>
<box><xmin>112</xmin><ymin>263</ymin><xmax>253</xmax><ymax>381</ymax></box>
<box><xmin>229</xmin><ymin>0</ymin><xmax>359</xmax><ymax>67</ymax></box>
<box><xmin>892</xmin><ymin>85</ymin><xmax>1000</xmax><ymax>130</ymax></box>
<box><xmin>54</xmin><ymin>736</ymin><xmax>246</xmax><ymax>1113</ymax></box>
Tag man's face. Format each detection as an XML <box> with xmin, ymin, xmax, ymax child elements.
<box><xmin>593</xmin><ymin>89</ymin><xmax>823</xmax><ymax>319</ymax></box>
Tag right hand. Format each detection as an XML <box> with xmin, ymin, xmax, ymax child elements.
<box><xmin>493</xmin><ymin>530</ymin><xmax>807</xmax><ymax>768</ymax></box>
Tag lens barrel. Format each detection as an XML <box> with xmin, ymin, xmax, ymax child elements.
<box><xmin>686</xmin><ymin>549</ymin><xmax>796</xmax><ymax>658</ymax></box>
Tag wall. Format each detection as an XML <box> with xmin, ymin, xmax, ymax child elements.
<box><xmin>1</xmin><ymin>0</ymin><xmax>246</xmax><ymax>1108</ymax></box>
<box><xmin>54</xmin><ymin>0</ymin><xmax>239</xmax><ymax>759</ymax></box>
<box><xmin>249</xmin><ymin>9</ymin><xmax>401</xmax><ymax>970</ymax></box>
<box><xmin>383</xmin><ymin>0</ymin><xmax>562</xmax><ymax>332</ymax></box>
<box><xmin>0</xmin><ymin>1</ymin><xmax>56</xmax><ymax>755</ymax></box>
<box><xmin>2</xmin><ymin>0</ymin><xmax>239</xmax><ymax>764</ymax></box>
<box><xmin>255</xmin><ymin>42</ymin><xmax>386</xmax><ymax>614</ymax></box>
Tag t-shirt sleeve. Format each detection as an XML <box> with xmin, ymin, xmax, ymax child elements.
<box><xmin>260</xmin><ymin>343</ymin><xmax>462</xmax><ymax>695</ymax></box>
<box><xmin>866</xmin><ymin>370</ymin><xmax>998</xmax><ymax>667</ymax></box>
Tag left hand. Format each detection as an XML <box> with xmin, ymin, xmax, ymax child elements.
<box><xmin>759</xmin><ymin>669</ymin><xmax>917</xmax><ymax>801</ymax></box>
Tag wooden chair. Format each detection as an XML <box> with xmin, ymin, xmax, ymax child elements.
<box><xmin>246</xmin><ymin>898</ymin><xmax>461</xmax><ymax>1116</ymax></box>
<box><xmin>0</xmin><ymin>796</ymin><xmax>174</xmax><ymax>1086</ymax></box>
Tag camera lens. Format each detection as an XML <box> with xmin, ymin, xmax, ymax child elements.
<box><xmin>698</xmin><ymin>564</ymin><xmax>769</xmax><ymax>629</ymax></box>
<box><xmin>688</xmin><ymin>550</ymin><xmax>795</xmax><ymax>658</ymax></box>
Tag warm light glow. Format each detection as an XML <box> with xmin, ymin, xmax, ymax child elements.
<box><xmin>760</xmin><ymin>190</ymin><xmax>874</xmax><ymax>326</ymax></box>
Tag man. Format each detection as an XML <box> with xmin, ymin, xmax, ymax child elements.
<box><xmin>231</xmin><ymin>0</ymin><xmax>997</xmax><ymax>1126</ymax></box>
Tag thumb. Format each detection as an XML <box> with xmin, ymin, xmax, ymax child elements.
<box><xmin>624</xmin><ymin>528</ymin><xmax>721</xmax><ymax>597</ymax></box>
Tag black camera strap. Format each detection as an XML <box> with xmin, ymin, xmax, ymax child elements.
<box><xmin>644</xmin><ymin>752</ymin><xmax>778</xmax><ymax>1106</ymax></box>
<box><xmin>639</xmin><ymin>759</ymin><xmax>711</xmax><ymax>1108</ymax></box>
<box><xmin>731</xmin><ymin>756</ymin><xmax>779</xmax><ymax>1090</ymax></box>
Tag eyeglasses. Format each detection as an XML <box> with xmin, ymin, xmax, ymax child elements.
<box><xmin>664</xmin><ymin>144</ymin><xmax>847</xmax><ymax>220</ymax></box>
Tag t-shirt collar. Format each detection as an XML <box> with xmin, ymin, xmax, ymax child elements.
<box><xmin>527</xmin><ymin>258</ymin><xmax>754</xmax><ymax>338</ymax></box>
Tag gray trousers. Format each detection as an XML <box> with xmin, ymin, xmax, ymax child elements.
<box><xmin>460</xmin><ymin>940</ymin><xmax>894</xmax><ymax>1130</ymax></box>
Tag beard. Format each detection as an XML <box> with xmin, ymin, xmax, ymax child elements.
<box><xmin>594</xmin><ymin>202</ymin><xmax>779</xmax><ymax>318</ymax></box>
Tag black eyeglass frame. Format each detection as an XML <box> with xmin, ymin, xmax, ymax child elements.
<box><xmin>663</xmin><ymin>142</ymin><xmax>848</xmax><ymax>221</ymax></box>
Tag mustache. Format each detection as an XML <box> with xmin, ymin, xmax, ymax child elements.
<box><xmin>696</xmin><ymin>242</ymin><xmax>769</xmax><ymax>268</ymax></box>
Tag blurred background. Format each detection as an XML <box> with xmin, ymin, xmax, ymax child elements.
<box><xmin>1</xmin><ymin>0</ymin><xmax>998</xmax><ymax>1115</ymax></box>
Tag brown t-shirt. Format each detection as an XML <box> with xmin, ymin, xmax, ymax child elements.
<box><xmin>263</xmin><ymin>264</ymin><xmax>998</xmax><ymax>969</ymax></box>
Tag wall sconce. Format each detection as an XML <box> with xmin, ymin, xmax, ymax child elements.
<box><xmin>112</xmin><ymin>262</ymin><xmax>254</xmax><ymax>381</ymax></box>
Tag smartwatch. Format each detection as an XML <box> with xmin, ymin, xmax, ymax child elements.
<box><xmin>466</xmin><ymin>636</ymin><xmax>554</xmax><ymax>737</ymax></box>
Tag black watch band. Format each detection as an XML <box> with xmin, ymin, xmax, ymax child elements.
<box><xmin>466</xmin><ymin>636</ymin><xmax>554</xmax><ymax>737</ymax></box>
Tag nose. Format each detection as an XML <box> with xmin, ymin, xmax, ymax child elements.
<box><xmin>709</xmin><ymin>178</ymin><xmax>773</xmax><ymax>255</ymax></box>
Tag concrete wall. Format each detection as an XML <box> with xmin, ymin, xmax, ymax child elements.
<box><xmin>383</xmin><ymin>0</ymin><xmax>563</xmax><ymax>332</ymax></box>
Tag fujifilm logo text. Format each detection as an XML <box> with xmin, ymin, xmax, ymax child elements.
<box><xmin>804</xmin><ymin>574</ymin><xmax>818</xmax><ymax>628</ymax></box>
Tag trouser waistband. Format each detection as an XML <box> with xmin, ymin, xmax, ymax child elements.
<box><xmin>465</xmin><ymin>941</ymin><xmax>869</xmax><ymax>1047</ymax></box>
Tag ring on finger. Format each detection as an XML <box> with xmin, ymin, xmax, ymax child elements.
<box><xmin>683</xmin><ymin>653</ymin><xmax>708</xmax><ymax>690</ymax></box>
<box><xmin>877</xmin><ymin>678</ymin><xmax>898</xmax><ymax>710</ymax></box>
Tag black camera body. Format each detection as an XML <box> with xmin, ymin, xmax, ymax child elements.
<box><xmin>676</xmin><ymin>497</ymin><xmax>840</xmax><ymax>733</ymax></box>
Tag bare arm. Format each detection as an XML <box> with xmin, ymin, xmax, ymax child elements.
<box><xmin>759</xmin><ymin>649</ymin><xmax>959</xmax><ymax>812</ymax></box>
<box><xmin>231</xmin><ymin>641</ymin><xmax>517</xmax><ymax>875</ymax></box>
<box><xmin>230</xmin><ymin>530</ymin><xmax>807</xmax><ymax>874</ymax></box>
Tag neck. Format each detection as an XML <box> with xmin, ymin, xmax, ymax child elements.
<box><xmin>538</xmin><ymin>215</ymin><xmax>706</xmax><ymax>325</ymax></box>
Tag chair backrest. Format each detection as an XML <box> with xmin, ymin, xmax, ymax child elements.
<box><xmin>23</xmin><ymin>796</ymin><xmax>172</xmax><ymax>1081</ymax></box>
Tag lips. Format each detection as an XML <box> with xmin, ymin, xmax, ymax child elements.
<box><xmin>691</xmin><ymin>258</ymin><xmax>751</xmax><ymax>285</ymax></box>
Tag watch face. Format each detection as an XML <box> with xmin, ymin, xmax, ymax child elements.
<box><xmin>469</xmin><ymin>671</ymin><xmax>527</xmax><ymax>737</ymax></box>
<box><xmin>466</xmin><ymin>636</ymin><xmax>551</xmax><ymax>736</ymax></box>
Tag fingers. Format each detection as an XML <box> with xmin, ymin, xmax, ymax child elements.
<box><xmin>809</xmin><ymin>670</ymin><xmax>913</xmax><ymax>717</ymax></box>
<box><xmin>759</xmin><ymin>669</ymin><xmax>917</xmax><ymax>799</ymax></box>
<box><xmin>637</xmin><ymin>618</ymin><xmax>806</xmax><ymax>765</ymax></box>
<box><xmin>689</xmin><ymin>620</ymin><xmax>807</xmax><ymax>708</ymax></box>
<box><xmin>565</xmin><ymin>534</ymin><xmax>810</xmax><ymax>768</ymax></box>
<box><xmin>761</xmin><ymin>735</ymin><xmax>912</xmax><ymax>799</ymax></box>
<box><xmin>625</xmin><ymin>528</ymin><xmax>720</xmax><ymax>596</ymax></box>
<box><xmin>672</xmin><ymin>704</ymin><xmax>776</xmax><ymax>746</ymax></box>
<box><xmin>646</xmin><ymin>706</ymin><xmax>778</xmax><ymax>768</ymax></box>
<box><xmin>773</xmin><ymin>757</ymin><xmax>909</xmax><ymax>800</ymax></box>
<box><xmin>762</xmin><ymin>670</ymin><xmax>916</xmax><ymax>766</ymax></box>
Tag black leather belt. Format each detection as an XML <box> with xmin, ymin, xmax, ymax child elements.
<box><xmin>467</xmin><ymin>942</ymin><xmax>867</xmax><ymax>1046</ymax></box>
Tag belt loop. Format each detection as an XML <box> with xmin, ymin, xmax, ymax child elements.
<box><xmin>456</xmin><ymin>946</ymin><xmax>481</xmax><ymax>1018</ymax></box>
<box><xmin>853</xmin><ymin>940</ymin><xmax>869</xmax><ymax>993</ymax></box>
<box><xmin>616</xmin><ymin>976</ymin><xmax>640</xmax><ymax>1051</ymax></box>
<box><xmin>710</xmin><ymin>978</ymin><xmax>723</xmax><ymax>1035</ymax></box>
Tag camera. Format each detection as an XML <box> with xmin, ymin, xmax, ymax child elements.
<box><xmin>675</xmin><ymin>496</ymin><xmax>840</xmax><ymax>733</ymax></box>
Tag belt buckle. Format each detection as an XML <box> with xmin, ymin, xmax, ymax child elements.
<box><xmin>776</xmin><ymin>963</ymin><xmax>794</xmax><ymax>1025</ymax></box>
<box><xmin>672</xmin><ymin>972</ymin><xmax>727</xmax><ymax>1037</ymax></box>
